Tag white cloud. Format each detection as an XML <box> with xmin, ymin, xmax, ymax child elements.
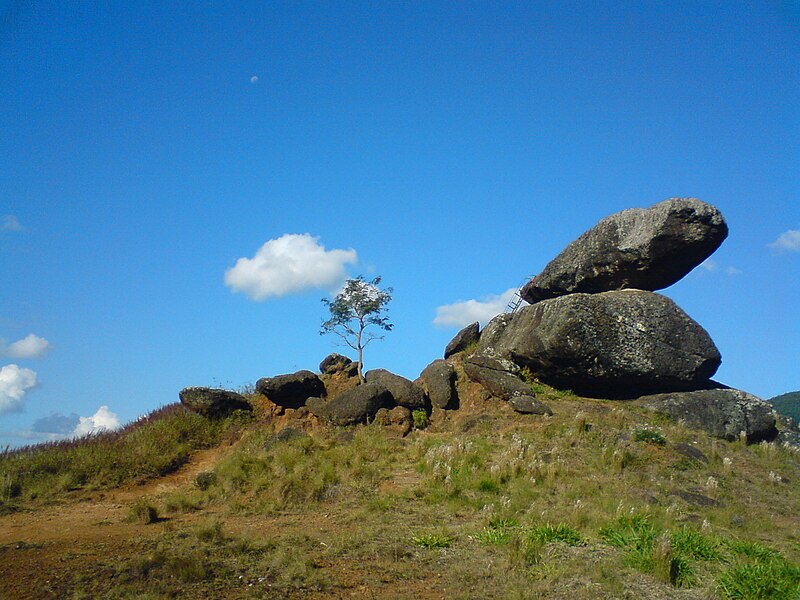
<box><xmin>700</xmin><ymin>259</ymin><xmax>717</xmax><ymax>272</ymax></box>
<box><xmin>73</xmin><ymin>405</ymin><xmax>120</xmax><ymax>437</ymax></box>
<box><xmin>769</xmin><ymin>229</ymin><xmax>800</xmax><ymax>252</ymax></box>
<box><xmin>725</xmin><ymin>266</ymin><xmax>742</xmax><ymax>276</ymax></box>
<box><xmin>225</xmin><ymin>233</ymin><xmax>358</xmax><ymax>300</ymax></box>
<box><xmin>1</xmin><ymin>334</ymin><xmax>52</xmax><ymax>359</ymax></box>
<box><xmin>0</xmin><ymin>364</ymin><xmax>37</xmax><ymax>414</ymax></box>
<box><xmin>434</xmin><ymin>288</ymin><xmax>518</xmax><ymax>328</ymax></box>
<box><xmin>1</xmin><ymin>215</ymin><xmax>22</xmax><ymax>231</ymax></box>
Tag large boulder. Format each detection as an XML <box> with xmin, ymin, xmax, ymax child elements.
<box><xmin>306</xmin><ymin>382</ymin><xmax>393</xmax><ymax>426</ymax></box>
<box><xmin>417</xmin><ymin>360</ymin><xmax>458</xmax><ymax>409</ymax></box>
<box><xmin>256</xmin><ymin>370</ymin><xmax>325</xmax><ymax>409</ymax></box>
<box><xmin>365</xmin><ymin>369</ymin><xmax>426</xmax><ymax>410</ymax></box>
<box><xmin>179</xmin><ymin>387</ymin><xmax>252</xmax><ymax>418</ymax></box>
<box><xmin>521</xmin><ymin>198</ymin><xmax>728</xmax><ymax>304</ymax></box>
<box><xmin>640</xmin><ymin>387</ymin><xmax>778</xmax><ymax>443</ymax></box>
<box><xmin>479</xmin><ymin>289</ymin><xmax>721</xmax><ymax>397</ymax></box>
<box><xmin>444</xmin><ymin>322</ymin><xmax>480</xmax><ymax>358</ymax></box>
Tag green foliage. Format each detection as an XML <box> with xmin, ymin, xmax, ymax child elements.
<box><xmin>718</xmin><ymin>556</ymin><xmax>800</xmax><ymax>599</ymax></box>
<box><xmin>412</xmin><ymin>532</ymin><xmax>454</xmax><ymax>549</ymax></box>
<box><xmin>633</xmin><ymin>427</ymin><xmax>667</xmax><ymax>446</ymax></box>
<box><xmin>671</xmin><ymin>528</ymin><xmax>722</xmax><ymax>562</ymax></box>
<box><xmin>527</xmin><ymin>523</ymin><xmax>585</xmax><ymax>546</ymax></box>
<box><xmin>412</xmin><ymin>408</ymin><xmax>429</xmax><ymax>429</ymax></box>
<box><xmin>320</xmin><ymin>275</ymin><xmax>393</xmax><ymax>381</ymax></box>
<box><xmin>599</xmin><ymin>514</ymin><xmax>656</xmax><ymax>552</ymax></box>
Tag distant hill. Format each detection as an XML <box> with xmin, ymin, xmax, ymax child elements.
<box><xmin>769</xmin><ymin>391</ymin><xmax>800</xmax><ymax>422</ymax></box>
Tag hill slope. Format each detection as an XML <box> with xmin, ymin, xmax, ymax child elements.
<box><xmin>1</xmin><ymin>391</ymin><xmax>798</xmax><ymax>599</ymax></box>
<box><xmin>769</xmin><ymin>391</ymin><xmax>800</xmax><ymax>422</ymax></box>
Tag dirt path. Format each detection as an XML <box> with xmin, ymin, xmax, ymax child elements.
<box><xmin>0</xmin><ymin>444</ymin><xmax>241</xmax><ymax>600</ymax></box>
<box><xmin>0</xmin><ymin>445</ymin><xmax>230</xmax><ymax>547</ymax></box>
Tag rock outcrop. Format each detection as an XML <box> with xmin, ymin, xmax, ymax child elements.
<box><xmin>256</xmin><ymin>370</ymin><xmax>325</xmax><ymax>409</ymax></box>
<box><xmin>417</xmin><ymin>360</ymin><xmax>458</xmax><ymax>410</ymax></box>
<box><xmin>365</xmin><ymin>369</ymin><xmax>427</xmax><ymax>411</ymax></box>
<box><xmin>444</xmin><ymin>321</ymin><xmax>480</xmax><ymax>358</ymax></box>
<box><xmin>463</xmin><ymin>355</ymin><xmax>552</xmax><ymax>415</ymax></box>
<box><xmin>373</xmin><ymin>406</ymin><xmax>413</xmax><ymax>437</ymax></box>
<box><xmin>521</xmin><ymin>198</ymin><xmax>727</xmax><ymax>304</ymax></box>
<box><xmin>306</xmin><ymin>382</ymin><xmax>393</xmax><ymax>426</ymax></box>
<box><xmin>319</xmin><ymin>353</ymin><xmax>358</xmax><ymax>376</ymax></box>
<box><xmin>478</xmin><ymin>289</ymin><xmax>721</xmax><ymax>397</ymax></box>
<box><xmin>179</xmin><ymin>387</ymin><xmax>252</xmax><ymax>418</ymax></box>
<box><xmin>641</xmin><ymin>387</ymin><xmax>778</xmax><ymax>443</ymax></box>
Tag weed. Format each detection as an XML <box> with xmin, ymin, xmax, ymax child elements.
<box><xmin>527</xmin><ymin>523</ymin><xmax>585</xmax><ymax>546</ymax></box>
<box><xmin>413</xmin><ymin>532</ymin><xmax>454</xmax><ymax>549</ymax></box>
<box><xmin>125</xmin><ymin>499</ymin><xmax>159</xmax><ymax>524</ymax></box>
<box><xmin>412</xmin><ymin>408</ymin><xmax>430</xmax><ymax>429</ymax></box>
<box><xmin>718</xmin><ymin>556</ymin><xmax>800</xmax><ymax>599</ymax></box>
<box><xmin>633</xmin><ymin>427</ymin><xmax>667</xmax><ymax>446</ymax></box>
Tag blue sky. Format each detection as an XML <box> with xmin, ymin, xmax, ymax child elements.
<box><xmin>1</xmin><ymin>1</ymin><xmax>798</xmax><ymax>448</ymax></box>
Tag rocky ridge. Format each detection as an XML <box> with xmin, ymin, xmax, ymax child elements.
<box><xmin>179</xmin><ymin>198</ymin><xmax>788</xmax><ymax>446</ymax></box>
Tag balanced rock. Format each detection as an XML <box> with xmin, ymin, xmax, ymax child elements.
<box><xmin>417</xmin><ymin>360</ymin><xmax>458</xmax><ymax>409</ymax></box>
<box><xmin>479</xmin><ymin>289</ymin><xmax>721</xmax><ymax>397</ymax></box>
<box><xmin>256</xmin><ymin>370</ymin><xmax>325</xmax><ymax>409</ymax></box>
<box><xmin>444</xmin><ymin>321</ymin><xmax>480</xmax><ymax>358</ymax></box>
<box><xmin>521</xmin><ymin>198</ymin><xmax>728</xmax><ymax>303</ymax></box>
<box><xmin>641</xmin><ymin>387</ymin><xmax>778</xmax><ymax>443</ymax></box>
<box><xmin>306</xmin><ymin>382</ymin><xmax>393</xmax><ymax>426</ymax></box>
<box><xmin>179</xmin><ymin>387</ymin><xmax>252</xmax><ymax>418</ymax></box>
<box><xmin>365</xmin><ymin>369</ymin><xmax>426</xmax><ymax>410</ymax></box>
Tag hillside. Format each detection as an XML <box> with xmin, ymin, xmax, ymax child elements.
<box><xmin>769</xmin><ymin>391</ymin><xmax>800</xmax><ymax>423</ymax></box>
<box><xmin>1</xmin><ymin>382</ymin><xmax>798</xmax><ymax>599</ymax></box>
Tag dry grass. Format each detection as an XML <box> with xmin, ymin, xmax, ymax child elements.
<box><xmin>2</xmin><ymin>385</ymin><xmax>798</xmax><ymax>599</ymax></box>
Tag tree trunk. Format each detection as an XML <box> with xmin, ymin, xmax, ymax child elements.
<box><xmin>356</xmin><ymin>329</ymin><xmax>365</xmax><ymax>383</ymax></box>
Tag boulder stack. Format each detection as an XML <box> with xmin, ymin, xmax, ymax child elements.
<box><xmin>474</xmin><ymin>198</ymin><xmax>727</xmax><ymax>399</ymax></box>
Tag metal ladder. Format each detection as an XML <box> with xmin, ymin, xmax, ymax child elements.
<box><xmin>505</xmin><ymin>276</ymin><xmax>535</xmax><ymax>313</ymax></box>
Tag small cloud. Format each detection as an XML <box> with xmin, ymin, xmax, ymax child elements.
<box><xmin>725</xmin><ymin>266</ymin><xmax>742</xmax><ymax>276</ymax></box>
<box><xmin>73</xmin><ymin>405</ymin><xmax>120</xmax><ymax>437</ymax></box>
<box><xmin>700</xmin><ymin>259</ymin><xmax>718</xmax><ymax>272</ymax></box>
<box><xmin>250</xmin><ymin>75</ymin><xmax>259</xmax><ymax>83</ymax></box>
<box><xmin>0</xmin><ymin>364</ymin><xmax>37</xmax><ymax>415</ymax></box>
<box><xmin>31</xmin><ymin>412</ymin><xmax>80</xmax><ymax>435</ymax></box>
<box><xmin>1</xmin><ymin>215</ymin><xmax>22</xmax><ymax>232</ymax></box>
<box><xmin>1</xmin><ymin>334</ymin><xmax>52</xmax><ymax>359</ymax></box>
<box><xmin>225</xmin><ymin>233</ymin><xmax>358</xmax><ymax>301</ymax></box>
<box><xmin>769</xmin><ymin>229</ymin><xmax>800</xmax><ymax>253</ymax></box>
<box><xmin>434</xmin><ymin>288</ymin><xmax>518</xmax><ymax>328</ymax></box>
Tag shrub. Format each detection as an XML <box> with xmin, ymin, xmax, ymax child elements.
<box><xmin>412</xmin><ymin>408</ymin><xmax>430</xmax><ymax>429</ymax></box>
<box><xmin>633</xmin><ymin>428</ymin><xmax>667</xmax><ymax>446</ymax></box>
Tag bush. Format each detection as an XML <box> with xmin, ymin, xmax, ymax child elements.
<box><xmin>412</xmin><ymin>408</ymin><xmax>429</xmax><ymax>429</ymax></box>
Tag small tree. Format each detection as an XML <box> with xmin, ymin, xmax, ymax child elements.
<box><xmin>320</xmin><ymin>275</ymin><xmax>393</xmax><ymax>383</ymax></box>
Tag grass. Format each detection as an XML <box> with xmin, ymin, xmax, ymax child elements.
<box><xmin>0</xmin><ymin>403</ymin><xmax>249</xmax><ymax>509</ymax></box>
<box><xmin>3</xmin><ymin>393</ymin><xmax>799</xmax><ymax>599</ymax></box>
